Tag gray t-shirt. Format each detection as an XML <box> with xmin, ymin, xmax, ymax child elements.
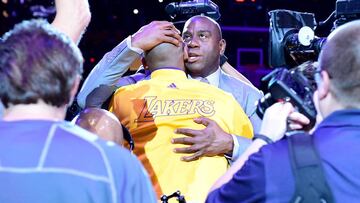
<box><xmin>0</xmin><ymin>102</ymin><xmax>3</xmax><ymax>118</ymax></box>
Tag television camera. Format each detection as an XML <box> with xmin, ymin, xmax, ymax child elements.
<box><xmin>257</xmin><ymin>0</ymin><xmax>360</xmax><ymax>129</ymax></box>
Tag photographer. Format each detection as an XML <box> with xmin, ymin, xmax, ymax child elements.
<box><xmin>206</xmin><ymin>19</ymin><xmax>360</xmax><ymax>202</ymax></box>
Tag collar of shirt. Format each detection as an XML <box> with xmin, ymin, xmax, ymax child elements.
<box><xmin>150</xmin><ymin>67</ymin><xmax>187</xmax><ymax>81</ymax></box>
<box><xmin>315</xmin><ymin>109</ymin><xmax>360</xmax><ymax>130</ymax></box>
<box><xmin>188</xmin><ymin>67</ymin><xmax>221</xmax><ymax>87</ymax></box>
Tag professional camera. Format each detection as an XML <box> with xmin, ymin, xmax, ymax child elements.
<box><xmin>257</xmin><ymin>0</ymin><xmax>360</xmax><ymax>129</ymax></box>
<box><xmin>269</xmin><ymin>0</ymin><xmax>360</xmax><ymax>68</ymax></box>
<box><xmin>165</xmin><ymin>0</ymin><xmax>221</xmax><ymax>22</ymax></box>
<box><xmin>256</xmin><ymin>62</ymin><xmax>318</xmax><ymax>129</ymax></box>
<box><xmin>334</xmin><ymin>0</ymin><xmax>360</xmax><ymax>28</ymax></box>
<box><xmin>268</xmin><ymin>9</ymin><xmax>326</xmax><ymax>68</ymax></box>
<box><xmin>257</xmin><ymin>9</ymin><xmax>322</xmax><ymax>129</ymax></box>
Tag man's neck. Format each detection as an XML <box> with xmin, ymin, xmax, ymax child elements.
<box><xmin>190</xmin><ymin>66</ymin><xmax>220</xmax><ymax>78</ymax></box>
<box><xmin>189</xmin><ymin>67</ymin><xmax>221</xmax><ymax>87</ymax></box>
<box><xmin>3</xmin><ymin>101</ymin><xmax>66</xmax><ymax>121</ymax></box>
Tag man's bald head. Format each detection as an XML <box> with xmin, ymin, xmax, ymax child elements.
<box><xmin>184</xmin><ymin>15</ymin><xmax>223</xmax><ymax>40</ymax></box>
<box><xmin>318</xmin><ymin>20</ymin><xmax>360</xmax><ymax>107</ymax></box>
<box><xmin>75</xmin><ymin>108</ymin><xmax>124</xmax><ymax>145</ymax></box>
<box><xmin>144</xmin><ymin>42</ymin><xmax>185</xmax><ymax>71</ymax></box>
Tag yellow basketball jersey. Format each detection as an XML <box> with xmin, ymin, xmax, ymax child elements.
<box><xmin>110</xmin><ymin>69</ymin><xmax>253</xmax><ymax>202</ymax></box>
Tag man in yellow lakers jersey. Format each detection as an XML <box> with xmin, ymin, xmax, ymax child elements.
<box><xmin>110</xmin><ymin>42</ymin><xmax>253</xmax><ymax>202</ymax></box>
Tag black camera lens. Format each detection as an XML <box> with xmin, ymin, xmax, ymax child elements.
<box><xmin>256</xmin><ymin>93</ymin><xmax>276</xmax><ymax>119</ymax></box>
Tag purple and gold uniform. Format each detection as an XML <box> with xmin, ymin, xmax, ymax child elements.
<box><xmin>110</xmin><ymin>68</ymin><xmax>253</xmax><ymax>202</ymax></box>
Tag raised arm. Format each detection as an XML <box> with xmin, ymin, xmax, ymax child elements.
<box><xmin>77</xmin><ymin>21</ymin><xmax>182</xmax><ymax>109</ymax></box>
<box><xmin>51</xmin><ymin>0</ymin><xmax>91</xmax><ymax>44</ymax></box>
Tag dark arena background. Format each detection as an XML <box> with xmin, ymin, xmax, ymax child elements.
<box><xmin>0</xmin><ymin>0</ymin><xmax>334</xmax><ymax>90</ymax></box>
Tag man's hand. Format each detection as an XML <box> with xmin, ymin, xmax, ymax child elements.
<box><xmin>172</xmin><ymin>117</ymin><xmax>233</xmax><ymax>162</ymax></box>
<box><xmin>287</xmin><ymin>111</ymin><xmax>311</xmax><ymax>131</ymax></box>
<box><xmin>131</xmin><ymin>21</ymin><xmax>182</xmax><ymax>51</ymax></box>
<box><xmin>51</xmin><ymin>0</ymin><xmax>91</xmax><ymax>44</ymax></box>
<box><xmin>259</xmin><ymin>102</ymin><xmax>310</xmax><ymax>142</ymax></box>
<box><xmin>259</xmin><ymin>102</ymin><xmax>294</xmax><ymax>142</ymax></box>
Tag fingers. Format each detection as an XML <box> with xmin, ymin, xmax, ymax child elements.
<box><xmin>280</xmin><ymin>102</ymin><xmax>295</xmax><ymax>115</ymax></box>
<box><xmin>161</xmin><ymin>35</ymin><xmax>182</xmax><ymax>47</ymax></box>
<box><xmin>132</xmin><ymin>21</ymin><xmax>181</xmax><ymax>50</ymax></box>
<box><xmin>180</xmin><ymin>151</ymin><xmax>203</xmax><ymax>162</ymax></box>
<box><xmin>171</xmin><ymin>33</ymin><xmax>183</xmax><ymax>45</ymax></box>
<box><xmin>275</xmin><ymin>102</ymin><xmax>295</xmax><ymax>119</ymax></box>
<box><xmin>172</xmin><ymin>136</ymin><xmax>195</xmax><ymax>145</ymax></box>
<box><xmin>193</xmin><ymin>117</ymin><xmax>212</xmax><ymax>126</ymax></box>
<box><xmin>288</xmin><ymin>111</ymin><xmax>310</xmax><ymax>125</ymax></box>
<box><xmin>151</xmin><ymin>21</ymin><xmax>181</xmax><ymax>35</ymax></box>
<box><xmin>172</xmin><ymin>137</ymin><xmax>204</xmax><ymax>162</ymax></box>
<box><xmin>174</xmin><ymin>128</ymin><xmax>200</xmax><ymax>137</ymax></box>
<box><xmin>287</xmin><ymin>111</ymin><xmax>311</xmax><ymax>131</ymax></box>
<box><xmin>158</xmin><ymin>21</ymin><xmax>180</xmax><ymax>30</ymax></box>
<box><xmin>262</xmin><ymin>102</ymin><xmax>294</xmax><ymax>126</ymax></box>
<box><xmin>173</xmin><ymin>145</ymin><xmax>200</xmax><ymax>154</ymax></box>
<box><xmin>288</xmin><ymin>123</ymin><xmax>304</xmax><ymax>130</ymax></box>
<box><xmin>260</xmin><ymin>102</ymin><xmax>295</xmax><ymax>142</ymax></box>
<box><xmin>152</xmin><ymin>21</ymin><xmax>182</xmax><ymax>46</ymax></box>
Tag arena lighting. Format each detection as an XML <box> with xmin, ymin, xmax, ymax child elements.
<box><xmin>165</xmin><ymin>0</ymin><xmax>221</xmax><ymax>21</ymax></box>
<box><xmin>235</xmin><ymin>0</ymin><xmax>257</xmax><ymax>3</ymax></box>
<box><xmin>233</xmin><ymin>0</ymin><xmax>262</xmax><ymax>9</ymax></box>
<box><xmin>235</xmin><ymin>0</ymin><xmax>259</xmax><ymax>4</ymax></box>
<box><xmin>2</xmin><ymin>10</ymin><xmax>8</xmax><ymax>18</ymax></box>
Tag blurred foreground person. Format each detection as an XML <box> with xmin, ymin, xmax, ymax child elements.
<box><xmin>0</xmin><ymin>19</ymin><xmax>155</xmax><ymax>203</ymax></box>
<box><xmin>75</xmin><ymin>108</ymin><xmax>124</xmax><ymax>145</ymax></box>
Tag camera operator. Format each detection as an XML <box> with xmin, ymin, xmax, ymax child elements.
<box><xmin>206</xmin><ymin>19</ymin><xmax>360</xmax><ymax>202</ymax></box>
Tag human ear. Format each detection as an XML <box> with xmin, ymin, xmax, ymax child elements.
<box><xmin>219</xmin><ymin>39</ymin><xmax>226</xmax><ymax>55</ymax></box>
<box><xmin>317</xmin><ymin>71</ymin><xmax>330</xmax><ymax>100</ymax></box>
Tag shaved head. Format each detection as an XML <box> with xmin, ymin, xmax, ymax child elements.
<box><xmin>184</xmin><ymin>15</ymin><xmax>223</xmax><ymax>40</ymax></box>
<box><xmin>318</xmin><ymin>20</ymin><xmax>360</xmax><ymax>107</ymax></box>
<box><xmin>144</xmin><ymin>42</ymin><xmax>185</xmax><ymax>71</ymax></box>
<box><xmin>75</xmin><ymin>108</ymin><xmax>124</xmax><ymax>145</ymax></box>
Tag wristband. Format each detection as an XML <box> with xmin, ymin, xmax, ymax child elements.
<box><xmin>253</xmin><ymin>133</ymin><xmax>274</xmax><ymax>144</ymax></box>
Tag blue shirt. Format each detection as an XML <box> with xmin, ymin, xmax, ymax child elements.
<box><xmin>0</xmin><ymin>120</ymin><xmax>156</xmax><ymax>203</ymax></box>
<box><xmin>207</xmin><ymin>109</ymin><xmax>360</xmax><ymax>203</ymax></box>
<box><xmin>0</xmin><ymin>102</ymin><xmax>3</xmax><ymax>118</ymax></box>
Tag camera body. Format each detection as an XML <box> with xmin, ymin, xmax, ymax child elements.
<box><xmin>258</xmin><ymin>0</ymin><xmax>360</xmax><ymax>129</ymax></box>
<box><xmin>268</xmin><ymin>9</ymin><xmax>325</xmax><ymax>68</ymax></box>
<box><xmin>335</xmin><ymin>0</ymin><xmax>360</xmax><ymax>27</ymax></box>
<box><xmin>165</xmin><ymin>0</ymin><xmax>220</xmax><ymax>22</ymax></box>
<box><xmin>258</xmin><ymin>10</ymin><xmax>321</xmax><ymax>129</ymax></box>
<box><xmin>256</xmin><ymin>63</ymin><xmax>318</xmax><ymax>129</ymax></box>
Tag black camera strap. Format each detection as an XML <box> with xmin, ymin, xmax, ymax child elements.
<box><xmin>288</xmin><ymin>132</ymin><xmax>334</xmax><ymax>203</ymax></box>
